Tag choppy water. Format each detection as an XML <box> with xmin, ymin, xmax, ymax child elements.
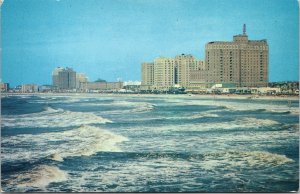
<box><xmin>1</xmin><ymin>94</ymin><xmax>299</xmax><ymax>192</ymax></box>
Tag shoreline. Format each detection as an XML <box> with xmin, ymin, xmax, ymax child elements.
<box><xmin>1</xmin><ymin>92</ymin><xmax>299</xmax><ymax>101</ymax></box>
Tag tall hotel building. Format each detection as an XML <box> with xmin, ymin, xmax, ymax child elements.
<box><xmin>141</xmin><ymin>25</ymin><xmax>268</xmax><ymax>90</ymax></box>
<box><xmin>141</xmin><ymin>54</ymin><xmax>203</xmax><ymax>90</ymax></box>
<box><xmin>52</xmin><ymin>67</ymin><xmax>76</xmax><ymax>90</ymax></box>
<box><xmin>202</xmin><ymin>25</ymin><xmax>268</xmax><ymax>87</ymax></box>
<box><xmin>141</xmin><ymin>62</ymin><xmax>154</xmax><ymax>90</ymax></box>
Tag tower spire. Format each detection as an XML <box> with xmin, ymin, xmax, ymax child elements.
<box><xmin>243</xmin><ymin>24</ymin><xmax>246</xmax><ymax>35</ymax></box>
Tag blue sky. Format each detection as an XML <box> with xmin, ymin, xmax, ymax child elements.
<box><xmin>1</xmin><ymin>0</ymin><xmax>299</xmax><ymax>86</ymax></box>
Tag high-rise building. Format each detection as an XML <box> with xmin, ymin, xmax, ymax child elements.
<box><xmin>141</xmin><ymin>55</ymin><xmax>203</xmax><ymax>90</ymax></box>
<box><xmin>52</xmin><ymin>67</ymin><xmax>64</xmax><ymax>87</ymax></box>
<box><xmin>141</xmin><ymin>25</ymin><xmax>268</xmax><ymax>91</ymax></box>
<box><xmin>141</xmin><ymin>63</ymin><xmax>154</xmax><ymax>85</ymax></box>
<box><xmin>1</xmin><ymin>82</ymin><xmax>10</xmax><ymax>92</ymax></box>
<box><xmin>76</xmin><ymin>73</ymin><xmax>88</xmax><ymax>89</ymax></box>
<box><xmin>201</xmin><ymin>25</ymin><xmax>268</xmax><ymax>87</ymax></box>
<box><xmin>153</xmin><ymin>57</ymin><xmax>176</xmax><ymax>90</ymax></box>
<box><xmin>52</xmin><ymin>67</ymin><xmax>76</xmax><ymax>90</ymax></box>
<box><xmin>175</xmin><ymin>54</ymin><xmax>200</xmax><ymax>88</ymax></box>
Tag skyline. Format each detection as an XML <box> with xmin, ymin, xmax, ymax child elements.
<box><xmin>2</xmin><ymin>0</ymin><xmax>299</xmax><ymax>87</ymax></box>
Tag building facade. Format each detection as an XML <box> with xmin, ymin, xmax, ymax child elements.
<box><xmin>141</xmin><ymin>26</ymin><xmax>268</xmax><ymax>91</ymax></box>
<box><xmin>153</xmin><ymin>57</ymin><xmax>176</xmax><ymax>90</ymax></box>
<box><xmin>76</xmin><ymin>73</ymin><xmax>88</xmax><ymax>89</ymax></box>
<box><xmin>21</xmin><ymin>84</ymin><xmax>38</xmax><ymax>93</ymax></box>
<box><xmin>202</xmin><ymin>26</ymin><xmax>268</xmax><ymax>87</ymax></box>
<box><xmin>1</xmin><ymin>83</ymin><xmax>9</xmax><ymax>92</ymax></box>
<box><xmin>80</xmin><ymin>81</ymin><xmax>123</xmax><ymax>91</ymax></box>
<box><xmin>52</xmin><ymin>67</ymin><xmax>77</xmax><ymax>90</ymax></box>
<box><xmin>141</xmin><ymin>54</ymin><xmax>203</xmax><ymax>91</ymax></box>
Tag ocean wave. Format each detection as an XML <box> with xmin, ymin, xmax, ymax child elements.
<box><xmin>236</xmin><ymin>117</ymin><xmax>279</xmax><ymax>126</ymax></box>
<box><xmin>60</xmin><ymin>150</ymin><xmax>295</xmax><ymax>192</ymax></box>
<box><xmin>101</xmin><ymin>101</ymin><xmax>155</xmax><ymax>114</ymax></box>
<box><xmin>197</xmin><ymin>151</ymin><xmax>294</xmax><ymax>170</ymax></box>
<box><xmin>177</xmin><ymin>117</ymin><xmax>279</xmax><ymax>131</ymax></box>
<box><xmin>189</xmin><ymin>112</ymin><xmax>219</xmax><ymax>119</ymax></box>
<box><xmin>2</xmin><ymin>125</ymin><xmax>128</xmax><ymax>163</ymax></box>
<box><xmin>164</xmin><ymin>98</ymin><xmax>299</xmax><ymax>115</ymax></box>
<box><xmin>7</xmin><ymin>165</ymin><xmax>68</xmax><ymax>191</ymax></box>
<box><xmin>1</xmin><ymin>107</ymin><xmax>112</xmax><ymax>128</ymax></box>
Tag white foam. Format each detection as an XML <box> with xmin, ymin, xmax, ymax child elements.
<box><xmin>56</xmin><ymin>150</ymin><xmax>295</xmax><ymax>192</ymax></box>
<box><xmin>163</xmin><ymin>98</ymin><xmax>299</xmax><ymax>115</ymax></box>
<box><xmin>1</xmin><ymin>107</ymin><xmax>112</xmax><ymax>128</ymax></box>
<box><xmin>48</xmin><ymin>153</ymin><xmax>64</xmax><ymax>162</ymax></box>
<box><xmin>236</xmin><ymin>117</ymin><xmax>279</xmax><ymax>126</ymax></box>
<box><xmin>164</xmin><ymin>117</ymin><xmax>280</xmax><ymax>132</ymax></box>
<box><xmin>65</xmin><ymin>155</ymin><xmax>195</xmax><ymax>192</ymax></box>
<box><xmin>9</xmin><ymin>165</ymin><xmax>68</xmax><ymax>190</ymax></box>
<box><xmin>199</xmin><ymin>151</ymin><xmax>294</xmax><ymax>170</ymax></box>
<box><xmin>190</xmin><ymin>112</ymin><xmax>219</xmax><ymax>119</ymax></box>
<box><xmin>2</xmin><ymin>125</ymin><xmax>128</xmax><ymax>163</ymax></box>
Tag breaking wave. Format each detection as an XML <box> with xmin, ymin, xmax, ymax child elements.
<box><xmin>1</xmin><ymin>107</ymin><xmax>112</xmax><ymax>128</ymax></box>
<box><xmin>197</xmin><ymin>151</ymin><xmax>295</xmax><ymax>170</ymax></box>
<box><xmin>7</xmin><ymin>165</ymin><xmax>68</xmax><ymax>191</ymax></box>
<box><xmin>2</xmin><ymin>125</ymin><xmax>128</xmax><ymax>163</ymax></box>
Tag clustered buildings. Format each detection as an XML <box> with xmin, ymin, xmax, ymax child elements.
<box><xmin>51</xmin><ymin>67</ymin><xmax>124</xmax><ymax>92</ymax></box>
<box><xmin>141</xmin><ymin>25</ymin><xmax>270</xmax><ymax>93</ymax></box>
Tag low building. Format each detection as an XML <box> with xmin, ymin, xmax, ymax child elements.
<box><xmin>1</xmin><ymin>83</ymin><xmax>9</xmax><ymax>92</ymax></box>
<box><xmin>76</xmin><ymin>73</ymin><xmax>88</xmax><ymax>89</ymax></box>
<box><xmin>38</xmin><ymin>85</ymin><xmax>55</xmax><ymax>93</ymax></box>
<box><xmin>269</xmin><ymin>81</ymin><xmax>299</xmax><ymax>94</ymax></box>
<box><xmin>123</xmin><ymin>81</ymin><xmax>141</xmax><ymax>92</ymax></box>
<box><xmin>81</xmin><ymin>81</ymin><xmax>123</xmax><ymax>92</ymax></box>
<box><xmin>21</xmin><ymin>84</ymin><xmax>38</xmax><ymax>93</ymax></box>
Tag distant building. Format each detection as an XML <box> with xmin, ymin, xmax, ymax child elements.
<box><xmin>141</xmin><ymin>62</ymin><xmax>154</xmax><ymax>90</ymax></box>
<box><xmin>81</xmin><ymin>81</ymin><xmax>123</xmax><ymax>91</ymax></box>
<box><xmin>141</xmin><ymin>25</ymin><xmax>269</xmax><ymax>91</ymax></box>
<box><xmin>52</xmin><ymin>67</ymin><xmax>76</xmax><ymax>90</ymax></box>
<box><xmin>1</xmin><ymin>83</ymin><xmax>9</xmax><ymax>92</ymax></box>
<box><xmin>21</xmin><ymin>84</ymin><xmax>38</xmax><ymax>93</ymax></box>
<box><xmin>153</xmin><ymin>57</ymin><xmax>176</xmax><ymax>90</ymax></box>
<box><xmin>52</xmin><ymin>67</ymin><xmax>64</xmax><ymax>87</ymax></box>
<box><xmin>141</xmin><ymin>54</ymin><xmax>204</xmax><ymax>91</ymax></box>
<box><xmin>269</xmin><ymin>81</ymin><xmax>299</xmax><ymax>94</ymax></box>
<box><xmin>76</xmin><ymin>73</ymin><xmax>88</xmax><ymax>89</ymax></box>
<box><xmin>174</xmin><ymin>54</ymin><xmax>201</xmax><ymax>88</ymax></box>
<box><xmin>38</xmin><ymin>85</ymin><xmax>55</xmax><ymax>93</ymax></box>
<box><xmin>201</xmin><ymin>24</ymin><xmax>268</xmax><ymax>87</ymax></box>
<box><xmin>123</xmin><ymin>81</ymin><xmax>141</xmax><ymax>92</ymax></box>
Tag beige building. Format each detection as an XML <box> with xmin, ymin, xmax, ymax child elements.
<box><xmin>175</xmin><ymin>54</ymin><xmax>201</xmax><ymax>88</ymax></box>
<box><xmin>141</xmin><ymin>54</ymin><xmax>204</xmax><ymax>90</ymax></box>
<box><xmin>193</xmin><ymin>25</ymin><xmax>269</xmax><ymax>88</ymax></box>
<box><xmin>21</xmin><ymin>84</ymin><xmax>38</xmax><ymax>93</ymax></box>
<box><xmin>76</xmin><ymin>73</ymin><xmax>88</xmax><ymax>89</ymax></box>
<box><xmin>1</xmin><ymin>83</ymin><xmax>9</xmax><ymax>92</ymax></box>
<box><xmin>153</xmin><ymin>57</ymin><xmax>176</xmax><ymax>90</ymax></box>
<box><xmin>141</xmin><ymin>62</ymin><xmax>154</xmax><ymax>90</ymax></box>
<box><xmin>141</xmin><ymin>25</ymin><xmax>268</xmax><ymax>91</ymax></box>
<box><xmin>81</xmin><ymin>81</ymin><xmax>123</xmax><ymax>91</ymax></box>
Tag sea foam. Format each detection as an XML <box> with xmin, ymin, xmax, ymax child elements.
<box><xmin>1</xmin><ymin>107</ymin><xmax>112</xmax><ymax>128</ymax></box>
<box><xmin>8</xmin><ymin>165</ymin><xmax>68</xmax><ymax>191</ymax></box>
<box><xmin>2</xmin><ymin>125</ymin><xmax>128</xmax><ymax>163</ymax></box>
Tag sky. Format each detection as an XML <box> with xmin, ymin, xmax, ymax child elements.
<box><xmin>1</xmin><ymin>0</ymin><xmax>299</xmax><ymax>87</ymax></box>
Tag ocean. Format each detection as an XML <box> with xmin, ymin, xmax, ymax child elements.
<box><xmin>1</xmin><ymin>94</ymin><xmax>299</xmax><ymax>192</ymax></box>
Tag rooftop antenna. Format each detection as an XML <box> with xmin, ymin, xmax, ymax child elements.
<box><xmin>243</xmin><ymin>24</ymin><xmax>246</xmax><ymax>35</ymax></box>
